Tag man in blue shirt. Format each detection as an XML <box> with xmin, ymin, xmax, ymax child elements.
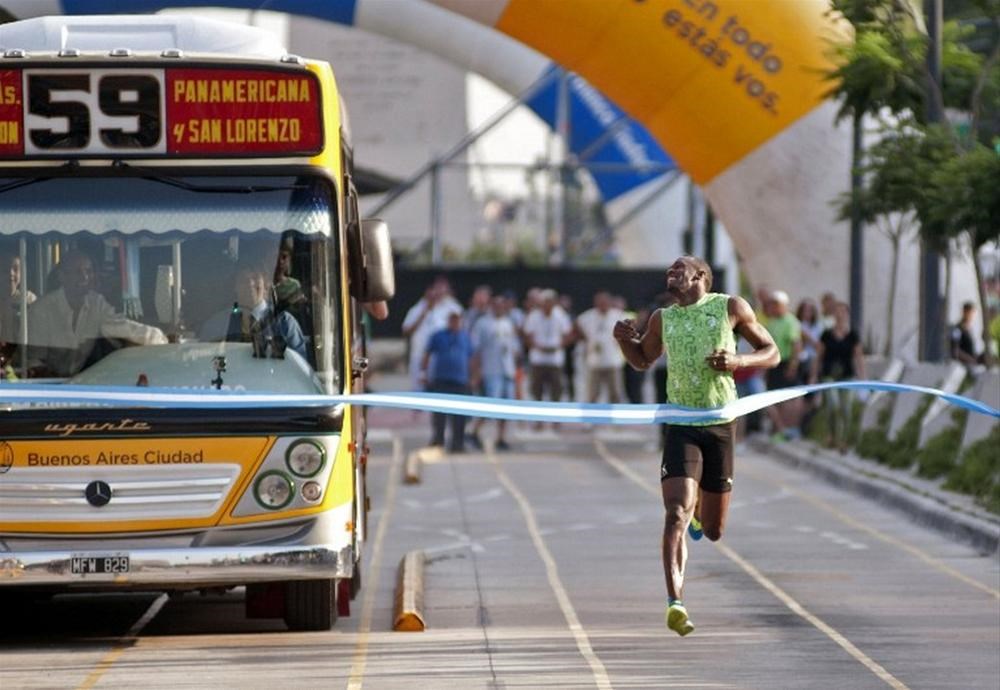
<box><xmin>421</xmin><ymin>311</ymin><xmax>477</xmax><ymax>452</ymax></box>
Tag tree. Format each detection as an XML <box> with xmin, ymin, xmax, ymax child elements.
<box><xmin>826</xmin><ymin>0</ymin><xmax>1000</xmax><ymax>359</ymax></box>
<box><xmin>835</xmin><ymin>123</ymin><xmax>949</xmax><ymax>354</ymax></box>
<box><xmin>924</xmin><ymin>143</ymin><xmax>1000</xmax><ymax>362</ymax></box>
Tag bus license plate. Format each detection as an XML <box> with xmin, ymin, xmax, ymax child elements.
<box><xmin>70</xmin><ymin>554</ymin><xmax>130</xmax><ymax>575</ymax></box>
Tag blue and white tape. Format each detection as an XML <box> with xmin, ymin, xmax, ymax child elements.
<box><xmin>0</xmin><ymin>381</ymin><xmax>996</xmax><ymax>424</ymax></box>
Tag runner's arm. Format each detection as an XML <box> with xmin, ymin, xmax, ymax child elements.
<box><xmin>613</xmin><ymin>309</ymin><xmax>664</xmax><ymax>371</ymax></box>
<box><xmin>722</xmin><ymin>296</ymin><xmax>779</xmax><ymax>371</ymax></box>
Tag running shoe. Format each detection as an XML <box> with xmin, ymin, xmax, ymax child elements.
<box><xmin>666</xmin><ymin>601</ymin><xmax>695</xmax><ymax>637</ymax></box>
<box><xmin>688</xmin><ymin>516</ymin><xmax>704</xmax><ymax>541</ymax></box>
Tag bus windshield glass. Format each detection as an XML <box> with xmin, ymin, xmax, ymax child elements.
<box><xmin>0</xmin><ymin>175</ymin><xmax>340</xmax><ymax>397</ymax></box>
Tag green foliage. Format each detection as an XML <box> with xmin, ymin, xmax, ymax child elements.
<box><xmin>925</xmin><ymin>143</ymin><xmax>1000</xmax><ymax>250</ymax></box>
<box><xmin>945</xmin><ymin>426</ymin><xmax>1000</xmax><ymax>514</ymax></box>
<box><xmin>857</xmin><ymin>402</ymin><xmax>893</xmax><ymax>461</ymax></box>
<box><xmin>825</xmin><ymin>27</ymin><xmax>924</xmax><ymax>123</ymax></box>
<box><xmin>805</xmin><ymin>403</ymin><xmax>832</xmax><ymax>443</ymax></box>
<box><xmin>836</xmin><ymin>122</ymin><xmax>953</xmax><ymax>233</ymax></box>
<box><xmin>915</xmin><ymin>409</ymin><xmax>968</xmax><ymax>478</ymax></box>
<box><xmin>884</xmin><ymin>396</ymin><xmax>933</xmax><ymax>468</ymax></box>
<box><xmin>856</xmin><ymin>395</ymin><xmax>933</xmax><ymax>467</ymax></box>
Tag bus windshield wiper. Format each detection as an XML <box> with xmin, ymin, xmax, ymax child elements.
<box><xmin>111</xmin><ymin>161</ymin><xmax>310</xmax><ymax>194</ymax></box>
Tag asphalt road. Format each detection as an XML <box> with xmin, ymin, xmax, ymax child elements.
<box><xmin>2</xmin><ymin>416</ymin><xmax>998</xmax><ymax>690</ymax></box>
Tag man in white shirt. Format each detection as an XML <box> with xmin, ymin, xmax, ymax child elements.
<box><xmin>401</xmin><ymin>277</ymin><xmax>462</xmax><ymax>390</ymax></box>
<box><xmin>27</xmin><ymin>251</ymin><xmax>167</xmax><ymax>377</ymax></box>
<box><xmin>576</xmin><ymin>290</ymin><xmax>626</xmax><ymax>403</ymax></box>
<box><xmin>522</xmin><ymin>289</ymin><xmax>573</xmax><ymax>407</ymax></box>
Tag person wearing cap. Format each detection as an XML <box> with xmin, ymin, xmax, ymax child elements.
<box><xmin>613</xmin><ymin>255</ymin><xmax>779</xmax><ymax>637</ymax></box>
<box><xmin>763</xmin><ymin>289</ymin><xmax>803</xmax><ymax>440</ymax></box>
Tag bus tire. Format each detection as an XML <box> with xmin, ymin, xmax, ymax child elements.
<box><xmin>283</xmin><ymin>579</ymin><xmax>337</xmax><ymax>631</ymax></box>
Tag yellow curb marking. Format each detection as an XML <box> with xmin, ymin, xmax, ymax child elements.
<box><xmin>595</xmin><ymin>440</ymin><xmax>909</xmax><ymax>690</ymax></box>
<box><xmin>392</xmin><ymin>550</ymin><xmax>426</xmax><ymax>631</ymax></box>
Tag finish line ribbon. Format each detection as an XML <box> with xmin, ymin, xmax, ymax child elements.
<box><xmin>0</xmin><ymin>381</ymin><xmax>997</xmax><ymax>423</ymax></box>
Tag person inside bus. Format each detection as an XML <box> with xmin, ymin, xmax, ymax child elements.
<box><xmin>26</xmin><ymin>250</ymin><xmax>167</xmax><ymax>377</ymax></box>
<box><xmin>200</xmin><ymin>260</ymin><xmax>307</xmax><ymax>360</ymax></box>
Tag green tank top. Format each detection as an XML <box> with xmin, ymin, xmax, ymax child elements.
<box><xmin>662</xmin><ymin>292</ymin><xmax>737</xmax><ymax>425</ymax></box>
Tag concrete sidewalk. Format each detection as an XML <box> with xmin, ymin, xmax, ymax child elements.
<box><xmin>751</xmin><ymin>436</ymin><xmax>1000</xmax><ymax>554</ymax></box>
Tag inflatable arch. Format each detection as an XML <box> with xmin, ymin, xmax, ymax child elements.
<box><xmin>0</xmin><ymin>0</ymin><xmax>976</xmax><ymax>354</ymax></box>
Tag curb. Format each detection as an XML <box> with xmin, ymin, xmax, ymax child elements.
<box><xmin>750</xmin><ymin>438</ymin><xmax>999</xmax><ymax>555</ymax></box>
<box><xmin>393</xmin><ymin>550</ymin><xmax>426</xmax><ymax>632</ymax></box>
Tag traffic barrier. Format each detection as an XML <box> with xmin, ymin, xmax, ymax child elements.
<box><xmin>393</xmin><ymin>550</ymin><xmax>426</xmax><ymax>632</ymax></box>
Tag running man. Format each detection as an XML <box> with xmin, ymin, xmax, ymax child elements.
<box><xmin>613</xmin><ymin>256</ymin><xmax>779</xmax><ymax>636</ymax></box>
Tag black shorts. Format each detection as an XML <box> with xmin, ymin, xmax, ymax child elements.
<box><xmin>661</xmin><ymin>422</ymin><xmax>735</xmax><ymax>493</ymax></box>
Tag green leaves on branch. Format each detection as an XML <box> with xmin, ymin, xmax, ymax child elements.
<box><xmin>925</xmin><ymin>143</ymin><xmax>1000</xmax><ymax>249</ymax></box>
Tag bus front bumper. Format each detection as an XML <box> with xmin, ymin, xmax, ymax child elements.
<box><xmin>0</xmin><ymin>542</ymin><xmax>354</xmax><ymax>587</ymax></box>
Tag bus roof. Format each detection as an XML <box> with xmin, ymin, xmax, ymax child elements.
<box><xmin>0</xmin><ymin>15</ymin><xmax>288</xmax><ymax>59</ymax></box>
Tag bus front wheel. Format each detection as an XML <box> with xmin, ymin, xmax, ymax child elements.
<box><xmin>283</xmin><ymin>579</ymin><xmax>338</xmax><ymax>631</ymax></box>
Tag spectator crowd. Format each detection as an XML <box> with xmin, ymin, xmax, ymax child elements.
<box><xmin>402</xmin><ymin>275</ymin><xmax>999</xmax><ymax>454</ymax></box>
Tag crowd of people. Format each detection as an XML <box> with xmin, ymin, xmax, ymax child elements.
<box><xmin>402</xmin><ymin>274</ymin><xmax>984</xmax><ymax>455</ymax></box>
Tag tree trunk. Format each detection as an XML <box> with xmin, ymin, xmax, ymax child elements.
<box><xmin>972</xmin><ymin>247</ymin><xmax>995</xmax><ymax>367</ymax></box>
<box><xmin>884</xmin><ymin>233</ymin><xmax>900</xmax><ymax>357</ymax></box>
<box><xmin>943</xmin><ymin>247</ymin><xmax>952</xmax><ymax>361</ymax></box>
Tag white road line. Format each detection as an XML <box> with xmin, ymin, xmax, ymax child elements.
<box><xmin>488</xmin><ymin>448</ymin><xmax>613</xmax><ymax>690</ymax></box>
<box><xmin>348</xmin><ymin>433</ymin><xmax>403</xmax><ymax>690</ymax></box>
<box><xmin>76</xmin><ymin>593</ymin><xmax>169</xmax><ymax>690</ymax></box>
<box><xmin>593</xmin><ymin>440</ymin><xmax>910</xmax><ymax>690</ymax></box>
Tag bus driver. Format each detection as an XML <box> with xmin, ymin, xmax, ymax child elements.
<box><xmin>27</xmin><ymin>250</ymin><xmax>167</xmax><ymax>377</ymax></box>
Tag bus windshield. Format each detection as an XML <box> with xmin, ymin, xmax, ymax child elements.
<box><xmin>0</xmin><ymin>175</ymin><xmax>340</xmax><ymax>397</ymax></box>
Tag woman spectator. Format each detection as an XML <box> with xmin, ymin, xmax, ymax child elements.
<box><xmin>810</xmin><ymin>301</ymin><xmax>866</xmax><ymax>452</ymax></box>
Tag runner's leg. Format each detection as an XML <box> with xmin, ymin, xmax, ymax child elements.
<box><xmin>698</xmin><ymin>491</ymin><xmax>732</xmax><ymax>542</ymax></box>
<box><xmin>662</xmin><ymin>476</ymin><xmax>698</xmax><ymax>601</ymax></box>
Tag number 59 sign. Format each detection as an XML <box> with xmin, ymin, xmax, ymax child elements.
<box><xmin>0</xmin><ymin>66</ymin><xmax>323</xmax><ymax>158</ymax></box>
<box><xmin>24</xmin><ymin>69</ymin><xmax>165</xmax><ymax>154</ymax></box>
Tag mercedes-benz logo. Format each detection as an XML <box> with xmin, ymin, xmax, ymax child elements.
<box><xmin>84</xmin><ymin>480</ymin><xmax>113</xmax><ymax>508</ymax></box>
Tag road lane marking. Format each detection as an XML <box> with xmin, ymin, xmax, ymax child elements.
<box><xmin>737</xmin><ymin>463</ymin><xmax>1000</xmax><ymax>599</ymax></box>
<box><xmin>348</xmin><ymin>433</ymin><xmax>403</xmax><ymax>690</ymax></box>
<box><xmin>594</xmin><ymin>440</ymin><xmax>910</xmax><ymax>690</ymax></box>
<box><xmin>488</xmin><ymin>448</ymin><xmax>613</xmax><ymax>690</ymax></box>
<box><xmin>76</xmin><ymin>593</ymin><xmax>169</xmax><ymax>690</ymax></box>
<box><xmin>714</xmin><ymin>541</ymin><xmax>908</xmax><ymax>690</ymax></box>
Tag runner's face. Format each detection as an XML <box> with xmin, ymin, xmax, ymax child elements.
<box><xmin>665</xmin><ymin>259</ymin><xmax>698</xmax><ymax>293</ymax></box>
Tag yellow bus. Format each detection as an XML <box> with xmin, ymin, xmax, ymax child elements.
<box><xmin>0</xmin><ymin>14</ymin><xmax>394</xmax><ymax>630</ymax></box>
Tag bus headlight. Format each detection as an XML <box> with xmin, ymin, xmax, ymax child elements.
<box><xmin>286</xmin><ymin>439</ymin><xmax>326</xmax><ymax>477</ymax></box>
<box><xmin>254</xmin><ymin>471</ymin><xmax>294</xmax><ymax>510</ymax></box>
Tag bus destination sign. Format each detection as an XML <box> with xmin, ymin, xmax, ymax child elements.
<box><xmin>0</xmin><ymin>67</ymin><xmax>323</xmax><ymax>158</ymax></box>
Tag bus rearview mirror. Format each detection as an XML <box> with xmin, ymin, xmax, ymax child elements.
<box><xmin>359</xmin><ymin>218</ymin><xmax>395</xmax><ymax>302</ymax></box>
